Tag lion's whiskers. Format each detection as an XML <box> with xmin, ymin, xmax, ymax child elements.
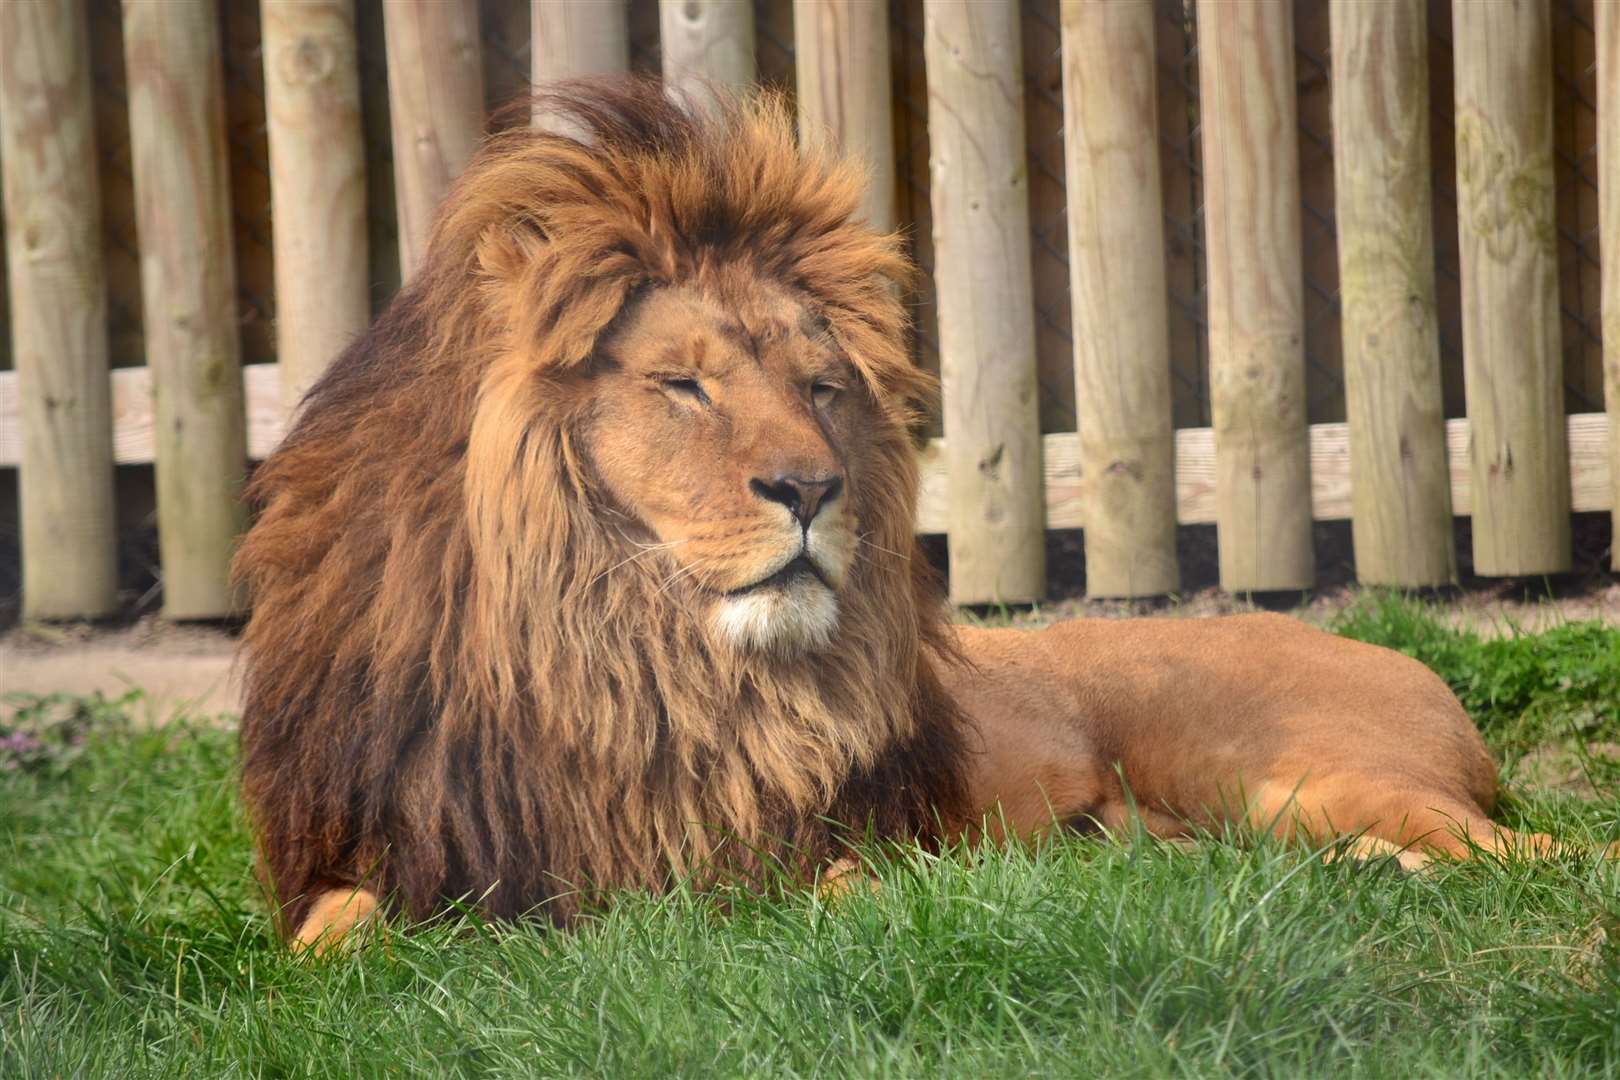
<box><xmin>655</xmin><ymin>555</ymin><xmax>713</xmax><ymax>598</ymax></box>
<box><xmin>588</xmin><ymin>536</ymin><xmax>687</xmax><ymax>589</ymax></box>
<box><xmin>858</xmin><ymin>533</ymin><xmax>910</xmax><ymax>562</ymax></box>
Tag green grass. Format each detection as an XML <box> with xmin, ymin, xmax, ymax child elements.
<box><xmin>4</xmin><ymin>595</ymin><xmax>1618</xmax><ymax>1077</ymax></box>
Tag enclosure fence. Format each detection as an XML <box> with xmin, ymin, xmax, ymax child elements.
<box><xmin>0</xmin><ymin>0</ymin><xmax>1615</xmax><ymax>618</ymax></box>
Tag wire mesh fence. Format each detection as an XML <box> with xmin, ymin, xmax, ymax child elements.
<box><xmin>8</xmin><ymin>0</ymin><xmax>1607</xmax><ymax>434</ymax></box>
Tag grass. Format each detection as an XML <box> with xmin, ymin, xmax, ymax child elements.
<box><xmin>3</xmin><ymin>594</ymin><xmax>1617</xmax><ymax>1077</ymax></box>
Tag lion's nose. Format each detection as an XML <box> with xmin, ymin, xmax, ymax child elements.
<box><xmin>750</xmin><ymin>474</ymin><xmax>843</xmax><ymax>529</ymax></box>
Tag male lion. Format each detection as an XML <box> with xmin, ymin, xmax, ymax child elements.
<box><xmin>236</xmin><ymin>79</ymin><xmax>1564</xmax><ymax>952</ymax></box>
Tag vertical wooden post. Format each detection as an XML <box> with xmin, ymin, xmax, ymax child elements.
<box><xmin>262</xmin><ymin>0</ymin><xmax>369</xmax><ymax>410</ymax></box>
<box><xmin>531</xmin><ymin>0</ymin><xmax>629</xmax><ymax>134</ymax></box>
<box><xmin>532</xmin><ymin>0</ymin><xmax>628</xmax><ymax>84</ymax></box>
<box><xmin>1058</xmin><ymin>0</ymin><xmax>1177</xmax><ymax>598</ymax></box>
<box><xmin>924</xmin><ymin>0</ymin><xmax>1045</xmax><ymax>605</ymax></box>
<box><xmin>1598</xmin><ymin>0</ymin><xmax>1619</xmax><ymax>569</ymax></box>
<box><xmin>659</xmin><ymin>0</ymin><xmax>755</xmax><ymax>107</ymax></box>
<box><xmin>1330</xmin><ymin>0</ymin><xmax>1454</xmax><ymax>586</ymax></box>
<box><xmin>793</xmin><ymin>0</ymin><xmax>894</xmax><ymax>231</ymax></box>
<box><xmin>0</xmin><ymin>0</ymin><xmax>118</xmax><ymax>619</ymax></box>
<box><xmin>122</xmin><ymin>0</ymin><xmax>247</xmax><ymax>618</ymax></box>
<box><xmin>1452</xmin><ymin>0</ymin><xmax>1570</xmax><ymax>574</ymax></box>
<box><xmin>383</xmin><ymin>0</ymin><xmax>484</xmax><ymax>280</ymax></box>
<box><xmin>1195</xmin><ymin>0</ymin><xmax>1313</xmax><ymax>593</ymax></box>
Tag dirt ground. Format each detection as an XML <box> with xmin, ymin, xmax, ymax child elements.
<box><xmin>2</xmin><ymin>580</ymin><xmax>1614</xmax><ymax>722</ymax></box>
<box><xmin>1</xmin><ymin>618</ymin><xmax>241</xmax><ymax>719</ymax></box>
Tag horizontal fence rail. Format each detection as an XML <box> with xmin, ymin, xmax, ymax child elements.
<box><xmin>0</xmin><ymin>364</ymin><xmax>1609</xmax><ymax>528</ymax></box>
<box><xmin>0</xmin><ymin>0</ymin><xmax>1615</xmax><ymax>620</ymax></box>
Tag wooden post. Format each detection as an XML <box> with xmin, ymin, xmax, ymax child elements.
<box><xmin>531</xmin><ymin>0</ymin><xmax>629</xmax><ymax>133</ymax></box>
<box><xmin>262</xmin><ymin>0</ymin><xmax>369</xmax><ymax>410</ymax></box>
<box><xmin>1330</xmin><ymin>0</ymin><xmax>1454</xmax><ymax>586</ymax></box>
<box><xmin>1452</xmin><ymin>0</ymin><xmax>1570</xmax><ymax>575</ymax></box>
<box><xmin>383</xmin><ymin>0</ymin><xmax>484</xmax><ymax>280</ymax></box>
<box><xmin>532</xmin><ymin>0</ymin><xmax>628</xmax><ymax>84</ymax></box>
<box><xmin>659</xmin><ymin>0</ymin><xmax>755</xmax><ymax>108</ymax></box>
<box><xmin>1058</xmin><ymin>0</ymin><xmax>1177</xmax><ymax>598</ymax></box>
<box><xmin>793</xmin><ymin>0</ymin><xmax>894</xmax><ymax>231</ymax></box>
<box><xmin>1195</xmin><ymin>0</ymin><xmax>1313</xmax><ymax>593</ymax></box>
<box><xmin>122</xmin><ymin>0</ymin><xmax>248</xmax><ymax>618</ymax></box>
<box><xmin>1599</xmin><ymin>0</ymin><xmax>1619</xmax><ymax>570</ymax></box>
<box><xmin>0</xmin><ymin>0</ymin><xmax>118</xmax><ymax>619</ymax></box>
<box><xmin>924</xmin><ymin>0</ymin><xmax>1045</xmax><ymax>605</ymax></box>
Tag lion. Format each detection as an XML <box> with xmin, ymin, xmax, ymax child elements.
<box><xmin>234</xmin><ymin>78</ymin><xmax>1574</xmax><ymax>952</ymax></box>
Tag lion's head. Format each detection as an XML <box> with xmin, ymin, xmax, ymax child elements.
<box><xmin>235</xmin><ymin>79</ymin><xmax>969</xmax><ymax>933</ymax></box>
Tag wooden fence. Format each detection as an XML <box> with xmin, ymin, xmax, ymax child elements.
<box><xmin>0</xmin><ymin>0</ymin><xmax>1615</xmax><ymax>619</ymax></box>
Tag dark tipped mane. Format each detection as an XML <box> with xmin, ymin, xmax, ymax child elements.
<box><xmin>234</xmin><ymin>77</ymin><xmax>969</xmax><ymax>934</ymax></box>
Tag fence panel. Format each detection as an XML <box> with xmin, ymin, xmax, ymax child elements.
<box><xmin>1060</xmin><ymin>0</ymin><xmax>1178</xmax><ymax>598</ymax></box>
<box><xmin>793</xmin><ymin>0</ymin><xmax>893</xmax><ymax>231</ymax></box>
<box><xmin>1452</xmin><ymin>0</ymin><xmax>1571</xmax><ymax>574</ymax></box>
<box><xmin>1597</xmin><ymin>0</ymin><xmax>1619</xmax><ymax>569</ymax></box>
<box><xmin>0</xmin><ymin>0</ymin><xmax>1616</xmax><ymax>617</ymax></box>
<box><xmin>1195</xmin><ymin>0</ymin><xmax>1313</xmax><ymax>593</ymax></box>
<box><xmin>122</xmin><ymin>0</ymin><xmax>247</xmax><ymax>618</ymax></box>
<box><xmin>383</xmin><ymin>0</ymin><xmax>484</xmax><ymax>280</ymax></box>
<box><xmin>660</xmin><ymin>0</ymin><xmax>754</xmax><ymax>105</ymax></box>
<box><xmin>261</xmin><ymin>0</ymin><xmax>369</xmax><ymax>408</ymax></box>
<box><xmin>924</xmin><ymin>0</ymin><xmax>1045</xmax><ymax>605</ymax></box>
<box><xmin>0</xmin><ymin>0</ymin><xmax>118</xmax><ymax>618</ymax></box>
<box><xmin>1331</xmin><ymin>0</ymin><xmax>1454</xmax><ymax>586</ymax></box>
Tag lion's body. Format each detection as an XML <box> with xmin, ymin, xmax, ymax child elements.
<box><xmin>949</xmin><ymin>616</ymin><xmax>1506</xmax><ymax>866</ymax></box>
<box><xmin>234</xmin><ymin>79</ymin><xmax>1572</xmax><ymax>953</ymax></box>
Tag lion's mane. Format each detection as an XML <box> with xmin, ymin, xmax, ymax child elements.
<box><xmin>235</xmin><ymin>79</ymin><xmax>969</xmax><ymax>933</ymax></box>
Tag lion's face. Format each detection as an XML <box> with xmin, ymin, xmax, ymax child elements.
<box><xmin>581</xmin><ymin>273</ymin><xmax>880</xmax><ymax>653</ymax></box>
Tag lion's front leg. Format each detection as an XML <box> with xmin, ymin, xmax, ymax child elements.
<box><xmin>292</xmin><ymin>886</ymin><xmax>381</xmax><ymax>955</ymax></box>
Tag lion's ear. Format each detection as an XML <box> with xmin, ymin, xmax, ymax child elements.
<box><xmin>476</xmin><ymin>224</ymin><xmax>549</xmax><ymax>284</ymax></box>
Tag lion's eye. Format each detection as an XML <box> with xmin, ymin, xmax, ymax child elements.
<box><xmin>658</xmin><ymin>376</ymin><xmax>709</xmax><ymax>405</ymax></box>
<box><xmin>810</xmin><ymin>382</ymin><xmax>842</xmax><ymax>409</ymax></box>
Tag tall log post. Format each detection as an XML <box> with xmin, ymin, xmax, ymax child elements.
<box><xmin>122</xmin><ymin>0</ymin><xmax>248</xmax><ymax>618</ymax></box>
<box><xmin>532</xmin><ymin>0</ymin><xmax>628</xmax><ymax>84</ymax></box>
<box><xmin>924</xmin><ymin>0</ymin><xmax>1045</xmax><ymax>605</ymax></box>
<box><xmin>0</xmin><ymin>0</ymin><xmax>118</xmax><ymax>618</ymax></box>
<box><xmin>1451</xmin><ymin>0</ymin><xmax>1570</xmax><ymax>574</ymax></box>
<box><xmin>659</xmin><ymin>0</ymin><xmax>755</xmax><ymax>108</ymax></box>
<box><xmin>531</xmin><ymin>0</ymin><xmax>629</xmax><ymax>133</ymax></box>
<box><xmin>1059</xmin><ymin>0</ymin><xmax>1178</xmax><ymax>598</ymax></box>
<box><xmin>1330</xmin><ymin>0</ymin><xmax>1454</xmax><ymax>585</ymax></box>
<box><xmin>1195</xmin><ymin>0</ymin><xmax>1314</xmax><ymax>593</ymax></box>
<box><xmin>1598</xmin><ymin>0</ymin><xmax>1619</xmax><ymax>569</ymax></box>
<box><xmin>261</xmin><ymin>0</ymin><xmax>369</xmax><ymax>410</ymax></box>
<box><xmin>793</xmin><ymin>0</ymin><xmax>894</xmax><ymax>230</ymax></box>
<box><xmin>383</xmin><ymin>0</ymin><xmax>484</xmax><ymax>280</ymax></box>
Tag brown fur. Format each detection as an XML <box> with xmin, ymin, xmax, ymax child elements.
<box><xmin>235</xmin><ymin>79</ymin><xmax>968</xmax><ymax>937</ymax></box>
<box><xmin>238</xmin><ymin>78</ymin><xmax>1598</xmax><ymax>949</ymax></box>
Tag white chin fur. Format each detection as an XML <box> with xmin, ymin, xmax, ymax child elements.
<box><xmin>713</xmin><ymin>578</ymin><xmax>839</xmax><ymax>652</ymax></box>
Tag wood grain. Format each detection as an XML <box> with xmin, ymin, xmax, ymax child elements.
<box><xmin>0</xmin><ymin>0</ymin><xmax>119</xmax><ymax>618</ymax></box>
<box><xmin>1058</xmin><ymin>0</ymin><xmax>1178</xmax><ymax>598</ymax></box>
<box><xmin>1598</xmin><ymin>0</ymin><xmax>1619</xmax><ymax>569</ymax></box>
<box><xmin>1330</xmin><ymin>0</ymin><xmax>1454</xmax><ymax>585</ymax></box>
<box><xmin>659</xmin><ymin>0</ymin><xmax>754</xmax><ymax>109</ymax></box>
<box><xmin>1195</xmin><ymin>0</ymin><xmax>1314</xmax><ymax>592</ymax></box>
<box><xmin>531</xmin><ymin>0</ymin><xmax>628</xmax><ymax>131</ymax></box>
<box><xmin>1451</xmin><ymin>0</ymin><xmax>1571</xmax><ymax>574</ymax></box>
<box><xmin>122</xmin><ymin>0</ymin><xmax>248</xmax><ymax>619</ymax></box>
<box><xmin>923</xmin><ymin>0</ymin><xmax>1045</xmax><ymax>604</ymax></box>
<box><xmin>261</xmin><ymin>0</ymin><xmax>369</xmax><ymax>409</ymax></box>
<box><xmin>793</xmin><ymin>0</ymin><xmax>894</xmax><ymax>231</ymax></box>
<box><xmin>383</xmin><ymin>0</ymin><xmax>484</xmax><ymax>279</ymax></box>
